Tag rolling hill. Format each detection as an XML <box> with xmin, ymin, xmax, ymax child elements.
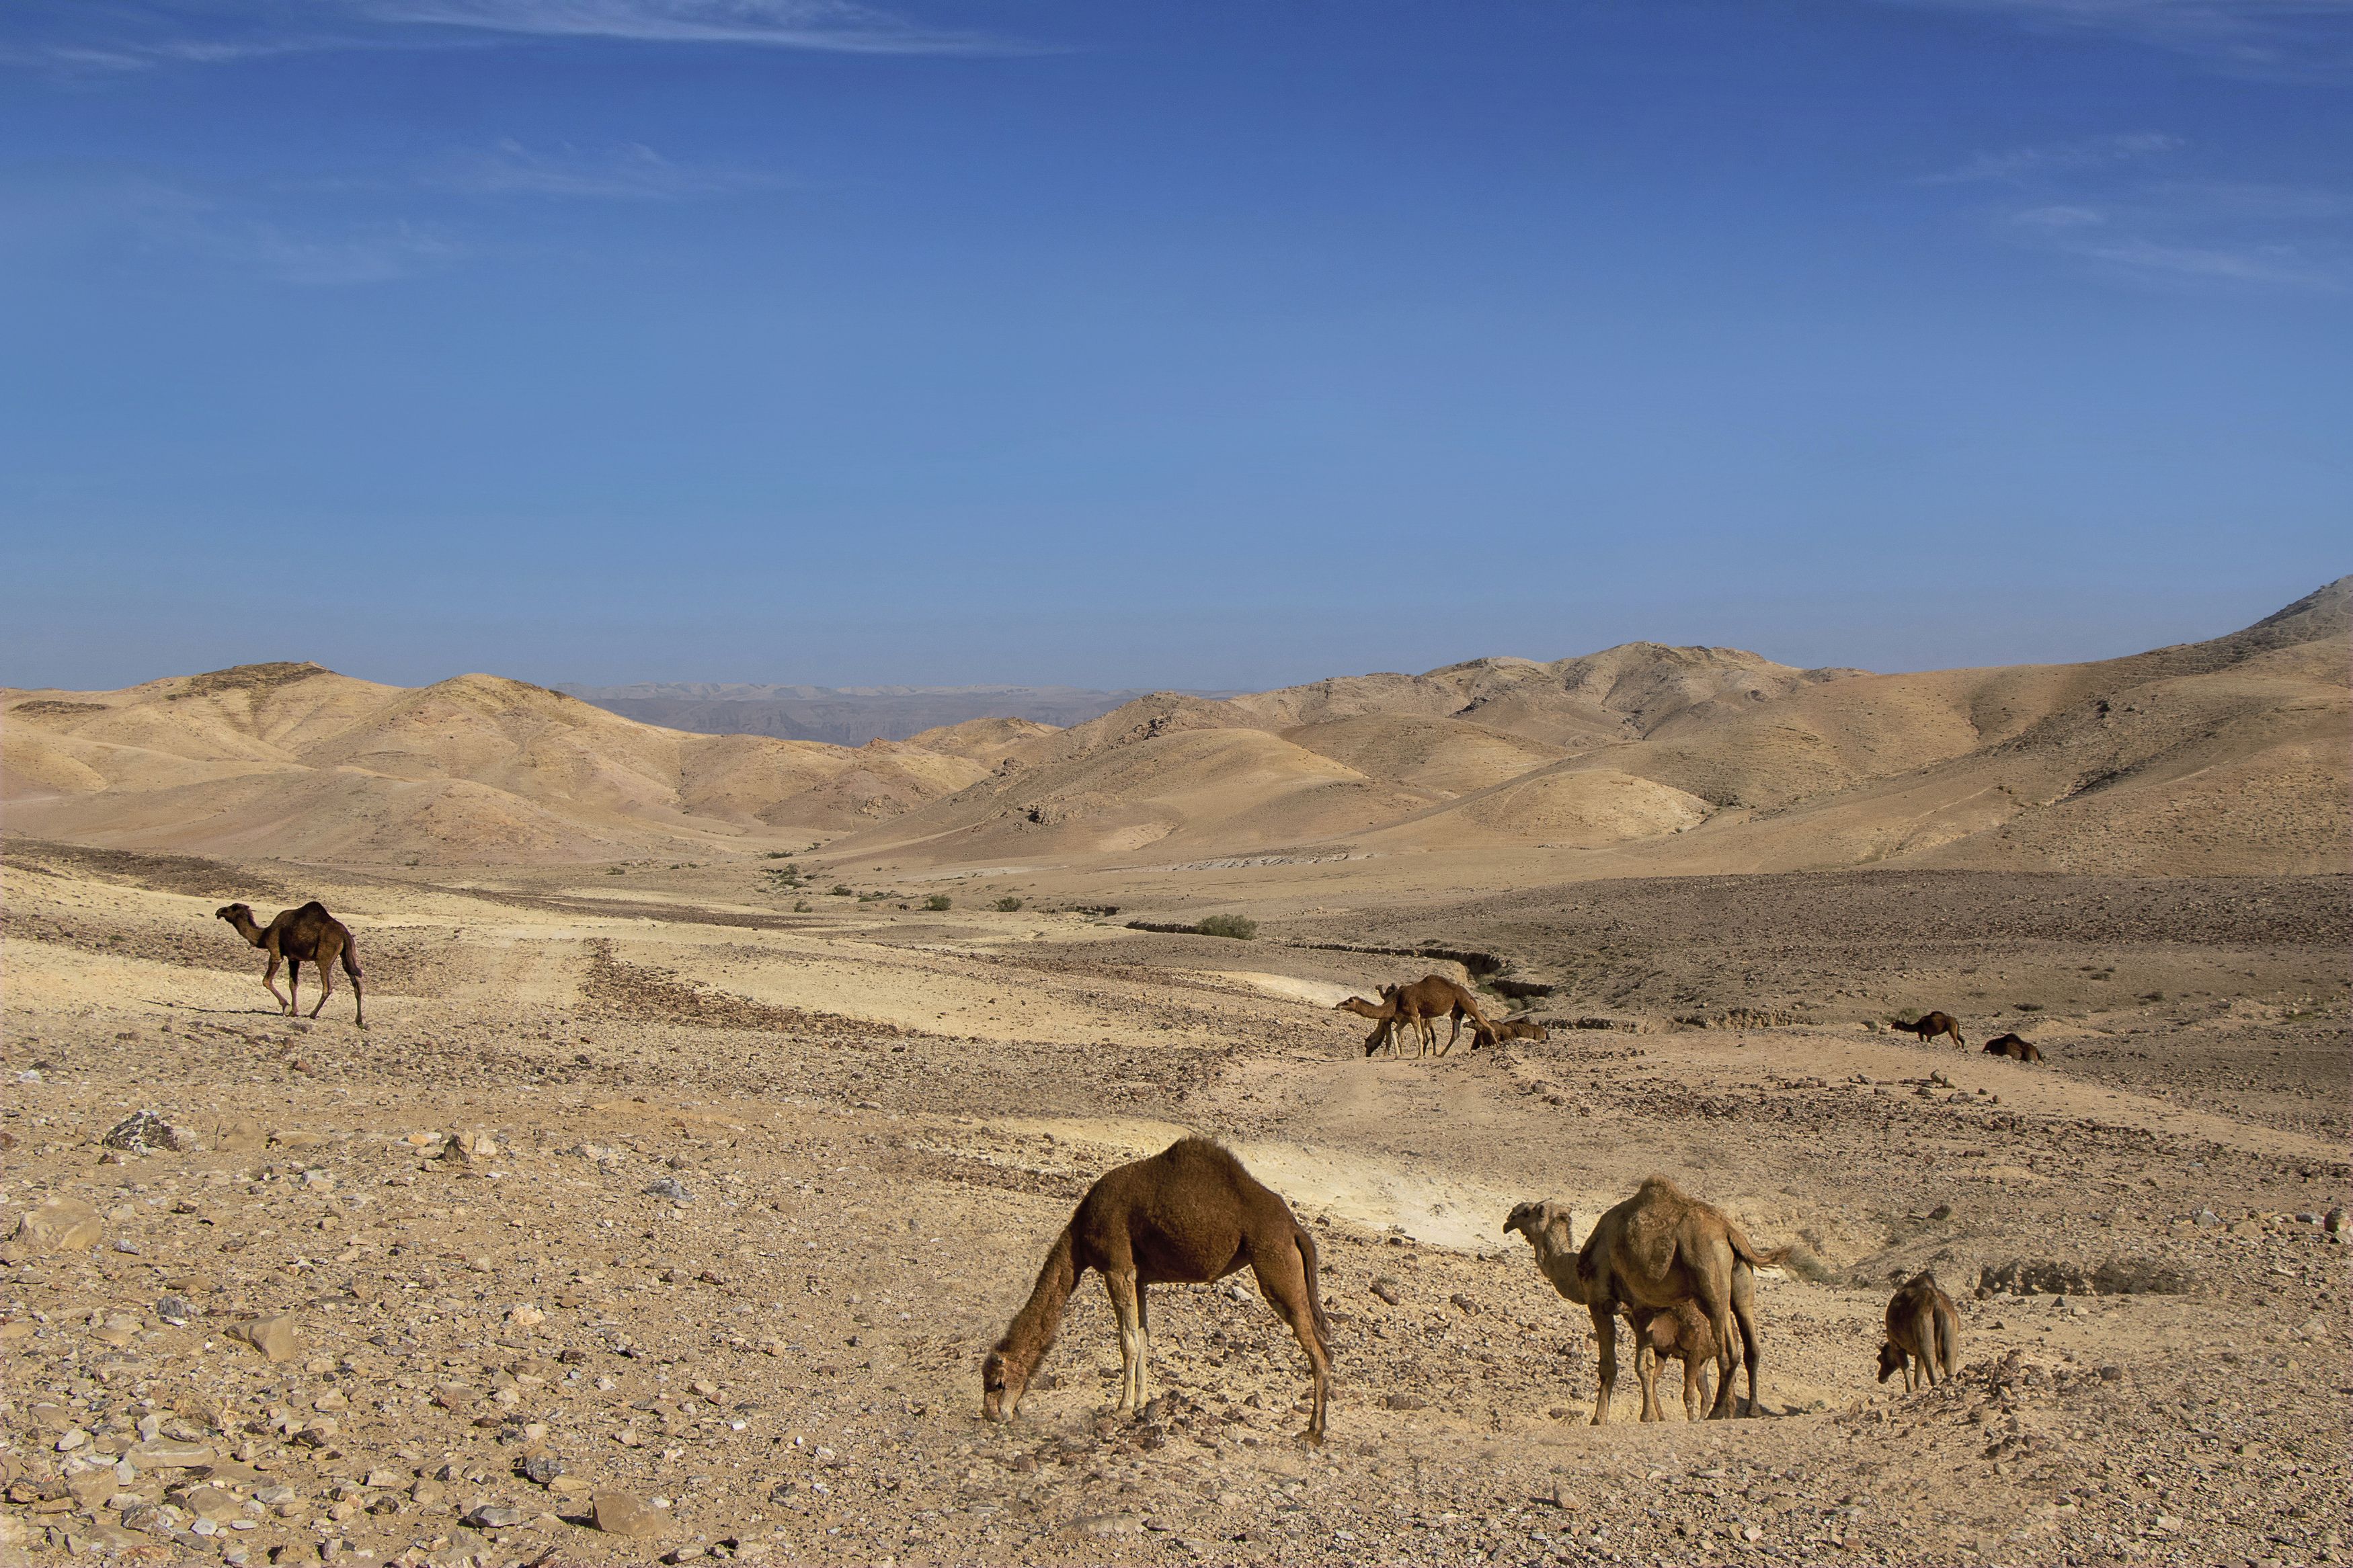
<box><xmin>5</xmin><ymin>579</ymin><xmax>2342</xmax><ymax>874</ymax></box>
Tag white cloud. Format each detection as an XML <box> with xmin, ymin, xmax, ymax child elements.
<box><xmin>358</xmin><ymin>0</ymin><xmax>998</xmax><ymax>52</ymax></box>
<box><xmin>1884</xmin><ymin>0</ymin><xmax>2353</xmax><ymax>76</ymax></box>
<box><xmin>1924</xmin><ymin>132</ymin><xmax>2183</xmax><ymax>185</ymax></box>
<box><xmin>429</xmin><ymin>139</ymin><xmax>789</xmax><ymax>199</ymax></box>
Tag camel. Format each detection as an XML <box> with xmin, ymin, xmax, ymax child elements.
<box><xmin>1335</xmin><ymin>991</ymin><xmax>1408</xmax><ymax>1057</ymax></box>
<box><xmin>1892</xmin><ymin>1011</ymin><xmax>1964</xmax><ymax>1047</ymax></box>
<box><xmin>1386</xmin><ymin>974</ymin><xmax>1493</xmax><ymax>1055</ymax></box>
<box><xmin>215</xmin><ymin>901</ymin><xmax>365</xmax><ymax>1027</ymax></box>
<box><xmin>1504</xmin><ymin>1177</ymin><xmax>1785</xmax><ymax>1422</ymax></box>
<box><xmin>982</xmin><ymin>1137</ymin><xmax>1332</xmax><ymax>1444</ymax></box>
<box><xmin>1470</xmin><ymin>1018</ymin><xmax>1550</xmax><ymax>1048</ymax></box>
<box><xmin>1982</xmin><ymin>1032</ymin><xmax>2044</xmax><ymax>1062</ymax></box>
<box><xmin>1877</xmin><ymin>1270</ymin><xmax>1960</xmax><ymax>1391</ymax></box>
<box><xmin>1640</xmin><ymin>1298</ymin><xmax>1722</xmax><ymax>1421</ymax></box>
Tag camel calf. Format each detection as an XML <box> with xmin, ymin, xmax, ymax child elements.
<box><xmin>1876</xmin><ymin>1270</ymin><xmax>1960</xmax><ymax>1392</ymax></box>
<box><xmin>1892</xmin><ymin>1011</ymin><xmax>1964</xmax><ymax>1047</ymax></box>
<box><xmin>1982</xmin><ymin>1032</ymin><xmax>2044</xmax><ymax>1062</ymax></box>
<box><xmin>1471</xmin><ymin>1018</ymin><xmax>1550</xmax><ymax>1048</ymax></box>
<box><xmin>1639</xmin><ymin>1298</ymin><xmax>1720</xmax><ymax>1421</ymax></box>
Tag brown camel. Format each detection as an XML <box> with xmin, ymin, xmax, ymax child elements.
<box><xmin>215</xmin><ymin>901</ymin><xmax>365</xmax><ymax>1027</ymax></box>
<box><xmin>1640</xmin><ymin>1298</ymin><xmax>1723</xmax><ymax>1421</ymax></box>
<box><xmin>1335</xmin><ymin>991</ymin><xmax>1408</xmax><ymax>1057</ymax></box>
<box><xmin>1892</xmin><ymin>1011</ymin><xmax>1964</xmax><ymax>1047</ymax></box>
<box><xmin>982</xmin><ymin>1137</ymin><xmax>1332</xmax><ymax>1444</ymax></box>
<box><xmin>1387</xmin><ymin>974</ymin><xmax>1493</xmax><ymax>1055</ymax></box>
<box><xmin>1876</xmin><ymin>1270</ymin><xmax>1960</xmax><ymax>1391</ymax></box>
<box><xmin>1982</xmin><ymin>1032</ymin><xmax>2044</xmax><ymax>1062</ymax></box>
<box><xmin>1470</xmin><ymin>1018</ymin><xmax>1550</xmax><ymax>1048</ymax></box>
<box><xmin>1505</xmin><ymin>1177</ymin><xmax>1784</xmax><ymax>1422</ymax></box>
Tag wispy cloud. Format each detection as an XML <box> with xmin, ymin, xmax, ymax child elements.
<box><xmin>1996</xmin><ymin>180</ymin><xmax>2350</xmax><ymax>291</ymax></box>
<box><xmin>1884</xmin><ymin>0</ymin><xmax>2353</xmax><ymax>77</ymax></box>
<box><xmin>426</xmin><ymin>139</ymin><xmax>790</xmax><ymax>200</ymax></box>
<box><xmin>5</xmin><ymin>0</ymin><xmax>1012</xmax><ymax>73</ymax></box>
<box><xmin>1923</xmin><ymin>131</ymin><xmax>2184</xmax><ymax>185</ymax></box>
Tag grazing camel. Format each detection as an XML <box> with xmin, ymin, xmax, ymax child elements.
<box><xmin>1387</xmin><ymin>974</ymin><xmax>1493</xmax><ymax>1055</ymax></box>
<box><xmin>1892</xmin><ymin>1012</ymin><xmax>1965</xmax><ymax>1047</ymax></box>
<box><xmin>982</xmin><ymin>1137</ymin><xmax>1332</xmax><ymax>1444</ymax></box>
<box><xmin>1877</xmin><ymin>1270</ymin><xmax>1960</xmax><ymax>1391</ymax></box>
<box><xmin>1470</xmin><ymin>1018</ymin><xmax>1550</xmax><ymax>1048</ymax></box>
<box><xmin>215</xmin><ymin>901</ymin><xmax>365</xmax><ymax>1027</ymax></box>
<box><xmin>1982</xmin><ymin>1032</ymin><xmax>2044</xmax><ymax>1062</ymax></box>
<box><xmin>1335</xmin><ymin>991</ymin><xmax>1408</xmax><ymax>1057</ymax></box>
<box><xmin>1503</xmin><ymin>1202</ymin><xmax>1723</xmax><ymax>1421</ymax></box>
<box><xmin>1505</xmin><ymin>1178</ymin><xmax>1784</xmax><ymax>1422</ymax></box>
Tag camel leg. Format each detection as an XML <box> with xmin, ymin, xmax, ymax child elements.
<box><xmin>1731</xmin><ymin>1263</ymin><xmax>1763</xmax><ymax>1416</ymax></box>
<box><xmin>1103</xmin><ymin>1270</ymin><xmax>1143</xmax><ymax>1413</ymax></box>
<box><xmin>285</xmin><ymin>958</ymin><xmax>301</xmax><ymax>1019</ymax></box>
<box><xmin>1628</xmin><ymin>1311</ymin><xmax>1663</xmax><ymax>1421</ymax></box>
<box><xmin>1248</xmin><ymin>1245</ymin><xmax>1329</xmax><ymax>1446</ymax></box>
<box><xmin>262</xmin><ymin>954</ymin><xmax>288</xmax><ymax>1016</ymax></box>
<box><xmin>1697</xmin><ymin>1276</ymin><xmax>1741</xmax><ymax>1419</ymax></box>
<box><xmin>1682</xmin><ymin>1353</ymin><xmax>1706</xmax><ymax>1421</ymax></box>
<box><xmin>1912</xmin><ymin>1305</ymin><xmax>1940</xmax><ymax>1388</ymax></box>
<box><xmin>310</xmin><ymin>957</ymin><xmax>334</xmax><ymax>1019</ymax></box>
<box><xmin>1589</xmin><ymin>1303</ymin><xmax>1618</xmax><ymax>1426</ymax></box>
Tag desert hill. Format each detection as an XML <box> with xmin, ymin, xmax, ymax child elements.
<box><xmin>5</xmin><ymin>579</ymin><xmax>2342</xmax><ymax>874</ymax></box>
<box><xmin>1</xmin><ymin>663</ymin><xmax>990</xmax><ymax>862</ymax></box>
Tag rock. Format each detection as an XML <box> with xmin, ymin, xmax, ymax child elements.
<box><xmin>643</xmin><ymin>1177</ymin><xmax>692</xmax><ymax>1204</ymax></box>
<box><xmin>1447</xmin><ymin>1293</ymin><xmax>1476</xmax><ymax>1315</ymax></box>
<box><xmin>102</xmin><ymin>1110</ymin><xmax>202</xmax><ymax>1154</ymax></box>
<box><xmin>1382</xmin><ymin>1392</ymin><xmax>1427</xmax><ymax>1411</ymax></box>
<box><xmin>214</xmin><ymin>1117</ymin><xmax>266</xmax><ymax>1153</ymax></box>
<box><xmin>592</xmin><ymin>1491</ymin><xmax>669</xmax><ymax>1536</ymax></box>
<box><xmin>467</xmin><ymin>1503</ymin><xmax>530</xmax><ymax>1529</ymax></box>
<box><xmin>126</xmin><ymin>1439</ymin><xmax>216</xmax><ymax>1471</ymax></box>
<box><xmin>410</xmin><ymin>1480</ymin><xmax>444</xmax><ymax>1506</ymax></box>
<box><xmin>508</xmin><ymin>1304</ymin><xmax>545</xmax><ymax>1328</ymax></box>
<box><xmin>180</xmin><ymin>1485</ymin><xmax>241</xmax><ymax>1523</ymax></box>
<box><xmin>156</xmin><ymin>1295</ymin><xmax>194</xmax><ymax>1326</ymax></box>
<box><xmin>17</xmin><ymin>1195</ymin><xmax>106</xmax><ymax>1253</ymax></box>
<box><xmin>229</xmin><ymin>1314</ymin><xmax>303</xmax><ymax>1362</ymax></box>
<box><xmin>1369</xmin><ymin>1278</ymin><xmax>1402</xmax><ymax>1305</ymax></box>
<box><xmin>2327</xmin><ymin>1207</ymin><xmax>2348</xmax><ymax>1236</ymax></box>
<box><xmin>1076</xmin><ymin>1515</ymin><xmax>1143</xmax><ymax>1537</ymax></box>
<box><xmin>519</xmin><ymin>1454</ymin><xmax>567</xmax><ymax>1486</ymax></box>
<box><xmin>90</xmin><ymin>1312</ymin><xmax>141</xmax><ymax>1346</ymax></box>
<box><xmin>2194</xmin><ymin>1209</ymin><xmax>2222</xmax><ymax>1228</ymax></box>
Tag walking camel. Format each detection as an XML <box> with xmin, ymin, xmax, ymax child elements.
<box><xmin>1505</xmin><ymin>1177</ymin><xmax>1786</xmax><ymax>1421</ymax></box>
<box><xmin>1892</xmin><ymin>1011</ymin><xmax>1965</xmax><ymax>1047</ymax></box>
<box><xmin>982</xmin><ymin>1137</ymin><xmax>1332</xmax><ymax>1444</ymax></box>
<box><xmin>215</xmin><ymin>901</ymin><xmax>365</xmax><ymax>1028</ymax></box>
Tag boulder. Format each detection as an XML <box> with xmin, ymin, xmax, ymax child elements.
<box><xmin>17</xmin><ymin>1196</ymin><xmax>106</xmax><ymax>1253</ymax></box>
<box><xmin>592</xmin><ymin>1491</ymin><xmax>669</xmax><ymax>1537</ymax></box>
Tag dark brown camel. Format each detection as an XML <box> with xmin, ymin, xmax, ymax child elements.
<box><xmin>1505</xmin><ymin>1177</ymin><xmax>1785</xmax><ymax>1422</ymax></box>
<box><xmin>982</xmin><ymin>1137</ymin><xmax>1332</xmax><ymax>1444</ymax></box>
<box><xmin>1877</xmin><ymin>1270</ymin><xmax>1960</xmax><ymax>1391</ymax></box>
<box><xmin>1892</xmin><ymin>1011</ymin><xmax>1964</xmax><ymax>1047</ymax></box>
<box><xmin>215</xmin><ymin>901</ymin><xmax>365</xmax><ymax>1027</ymax></box>
<box><xmin>1982</xmin><ymin>1032</ymin><xmax>2044</xmax><ymax>1062</ymax></box>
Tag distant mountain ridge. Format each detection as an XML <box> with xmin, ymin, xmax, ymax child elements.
<box><xmin>555</xmin><ymin>682</ymin><xmax>1237</xmax><ymax>745</ymax></box>
<box><xmin>6</xmin><ymin>577</ymin><xmax>2342</xmax><ymax>874</ymax></box>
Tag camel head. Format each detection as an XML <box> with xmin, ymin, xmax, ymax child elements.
<box><xmin>1876</xmin><ymin>1340</ymin><xmax>1905</xmax><ymax>1384</ymax></box>
<box><xmin>215</xmin><ymin>902</ymin><xmax>253</xmax><ymax>925</ymax></box>
<box><xmin>980</xmin><ymin>1348</ymin><xmax>1025</xmax><ymax>1422</ymax></box>
<box><xmin>1502</xmin><ymin>1200</ymin><xmax>1574</xmax><ymax>1253</ymax></box>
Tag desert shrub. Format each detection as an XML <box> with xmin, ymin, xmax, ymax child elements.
<box><xmin>793</xmin><ymin>901</ymin><xmax>813</xmax><ymax>913</ymax></box>
<box><xmin>924</xmin><ymin>895</ymin><xmax>951</xmax><ymax>911</ymax></box>
<box><xmin>1197</xmin><ymin>913</ymin><xmax>1257</xmax><ymax>940</ymax></box>
<box><xmin>830</xmin><ymin>884</ymin><xmax>854</xmax><ymax>897</ymax></box>
<box><xmin>606</xmin><ymin>867</ymin><xmax>625</xmax><ymax>876</ymax></box>
<box><xmin>994</xmin><ymin>896</ymin><xmax>1024</xmax><ymax>912</ymax></box>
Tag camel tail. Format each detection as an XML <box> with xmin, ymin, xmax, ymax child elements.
<box><xmin>1726</xmin><ymin>1223</ymin><xmax>1791</xmax><ymax>1271</ymax></box>
<box><xmin>1933</xmin><ymin>1295</ymin><xmax>1960</xmax><ymax>1379</ymax></box>
<box><xmin>1295</xmin><ymin>1224</ymin><xmax>1332</xmax><ymax>1356</ymax></box>
<box><xmin>339</xmin><ymin>931</ymin><xmax>363</xmax><ymax>978</ymax></box>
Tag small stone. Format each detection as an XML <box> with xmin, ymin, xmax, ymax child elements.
<box><xmin>1382</xmin><ymin>1392</ymin><xmax>1427</xmax><ymax>1411</ymax></box>
<box><xmin>16</xmin><ymin>1195</ymin><xmax>106</xmax><ymax>1253</ymax></box>
<box><xmin>364</xmin><ymin>1470</ymin><xmax>406</xmax><ymax>1489</ymax></box>
<box><xmin>126</xmin><ymin>1439</ymin><xmax>216</xmax><ymax>1471</ymax></box>
<box><xmin>644</xmin><ymin>1177</ymin><xmax>693</xmax><ymax>1204</ymax></box>
<box><xmin>156</xmin><ymin>1295</ymin><xmax>194</xmax><ymax>1326</ymax></box>
<box><xmin>509</xmin><ymin>1304</ymin><xmax>545</xmax><ymax>1328</ymax></box>
<box><xmin>214</xmin><ymin>1117</ymin><xmax>266</xmax><ymax>1153</ymax></box>
<box><xmin>2194</xmin><ymin>1209</ymin><xmax>2222</xmax><ymax>1228</ymax></box>
<box><xmin>181</xmin><ymin>1485</ymin><xmax>241</xmax><ymax>1524</ymax></box>
<box><xmin>592</xmin><ymin>1491</ymin><xmax>669</xmax><ymax>1536</ymax></box>
<box><xmin>90</xmin><ymin>1313</ymin><xmax>141</xmax><ymax>1346</ymax></box>
<box><xmin>1448</xmin><ymin>1293</ymin><xmax>1476</xmax><ymax>1315</ymax></box>
<box><xmin>467</xmin><ymin>1503</ymin><xmax>530</xmax><ymax>1529</ymax></box>
<box><xmin>1077</xmin><ymin>1515</ymin><xmax>1142</xmax><ymax>1538</ymax></box>
<box><xmin>2327</xmin><ymin>1207</ymin><xmax>2348</xmax><ymax>1235</ymax></box>
<box><xmin>519</xmin><ymin>1454</ymin><xmax>567</xmax><ymax>1486</ymax></box>
<box><xmin>229</xmin><ymin>1314</ymin><xmax>303</xmax><ymax>1362</ymax></box>
<box><xmin>1369</xmin><ymin>1278</ymin><xmax>1402</xmax><ymax>1306</ymax></box>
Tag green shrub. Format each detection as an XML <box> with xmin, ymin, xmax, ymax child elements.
<box><xmin>830</xmin><ymin>884</ymin><xmax>854</xmax><ymax>897</ymax></box>
<box><xmin>793</xmin><ymin>900</ymin><xmax>813</xmax><ymax>913</ymax></box>
<box><xmin>606</xmin><ymin>866</ymin><xmax>625</xmax><ymax>876</ymax></box>
<box><xmin>1197</xmin><ymin>913</ymin><xmax>1257</xmax><ymax>940</ymax></box>
<box><xmin>994</xmin><ymin>896</ymin><xmax>1024</xmax><ymax>911</ymax></box>
<box><xmin>924</xmin><ymin>895</ymin><xmax>952</xmax><ymax>911</ymax></box>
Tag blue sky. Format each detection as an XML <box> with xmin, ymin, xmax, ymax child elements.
<box><xmin>2</xmin><ymin>1</ymin><xmax>2346</xmax><ymax>692</ymax></box>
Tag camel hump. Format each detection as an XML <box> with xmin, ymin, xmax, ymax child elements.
<box><xmin>294</xmin><ymin>900</ymin><xmax>333</xmax><ymax>920</ymax></box>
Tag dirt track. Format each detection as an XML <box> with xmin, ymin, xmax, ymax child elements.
<box><xmin>2</xmin><ymin>843</ymin><xmax>2347</xmax><ymax>1567</ymax></box>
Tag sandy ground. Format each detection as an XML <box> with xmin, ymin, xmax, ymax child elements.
<box><xmin>2</xmin><ymin>840</ymin><xmax>2347</xmax><ymax>1568</ymax></box>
